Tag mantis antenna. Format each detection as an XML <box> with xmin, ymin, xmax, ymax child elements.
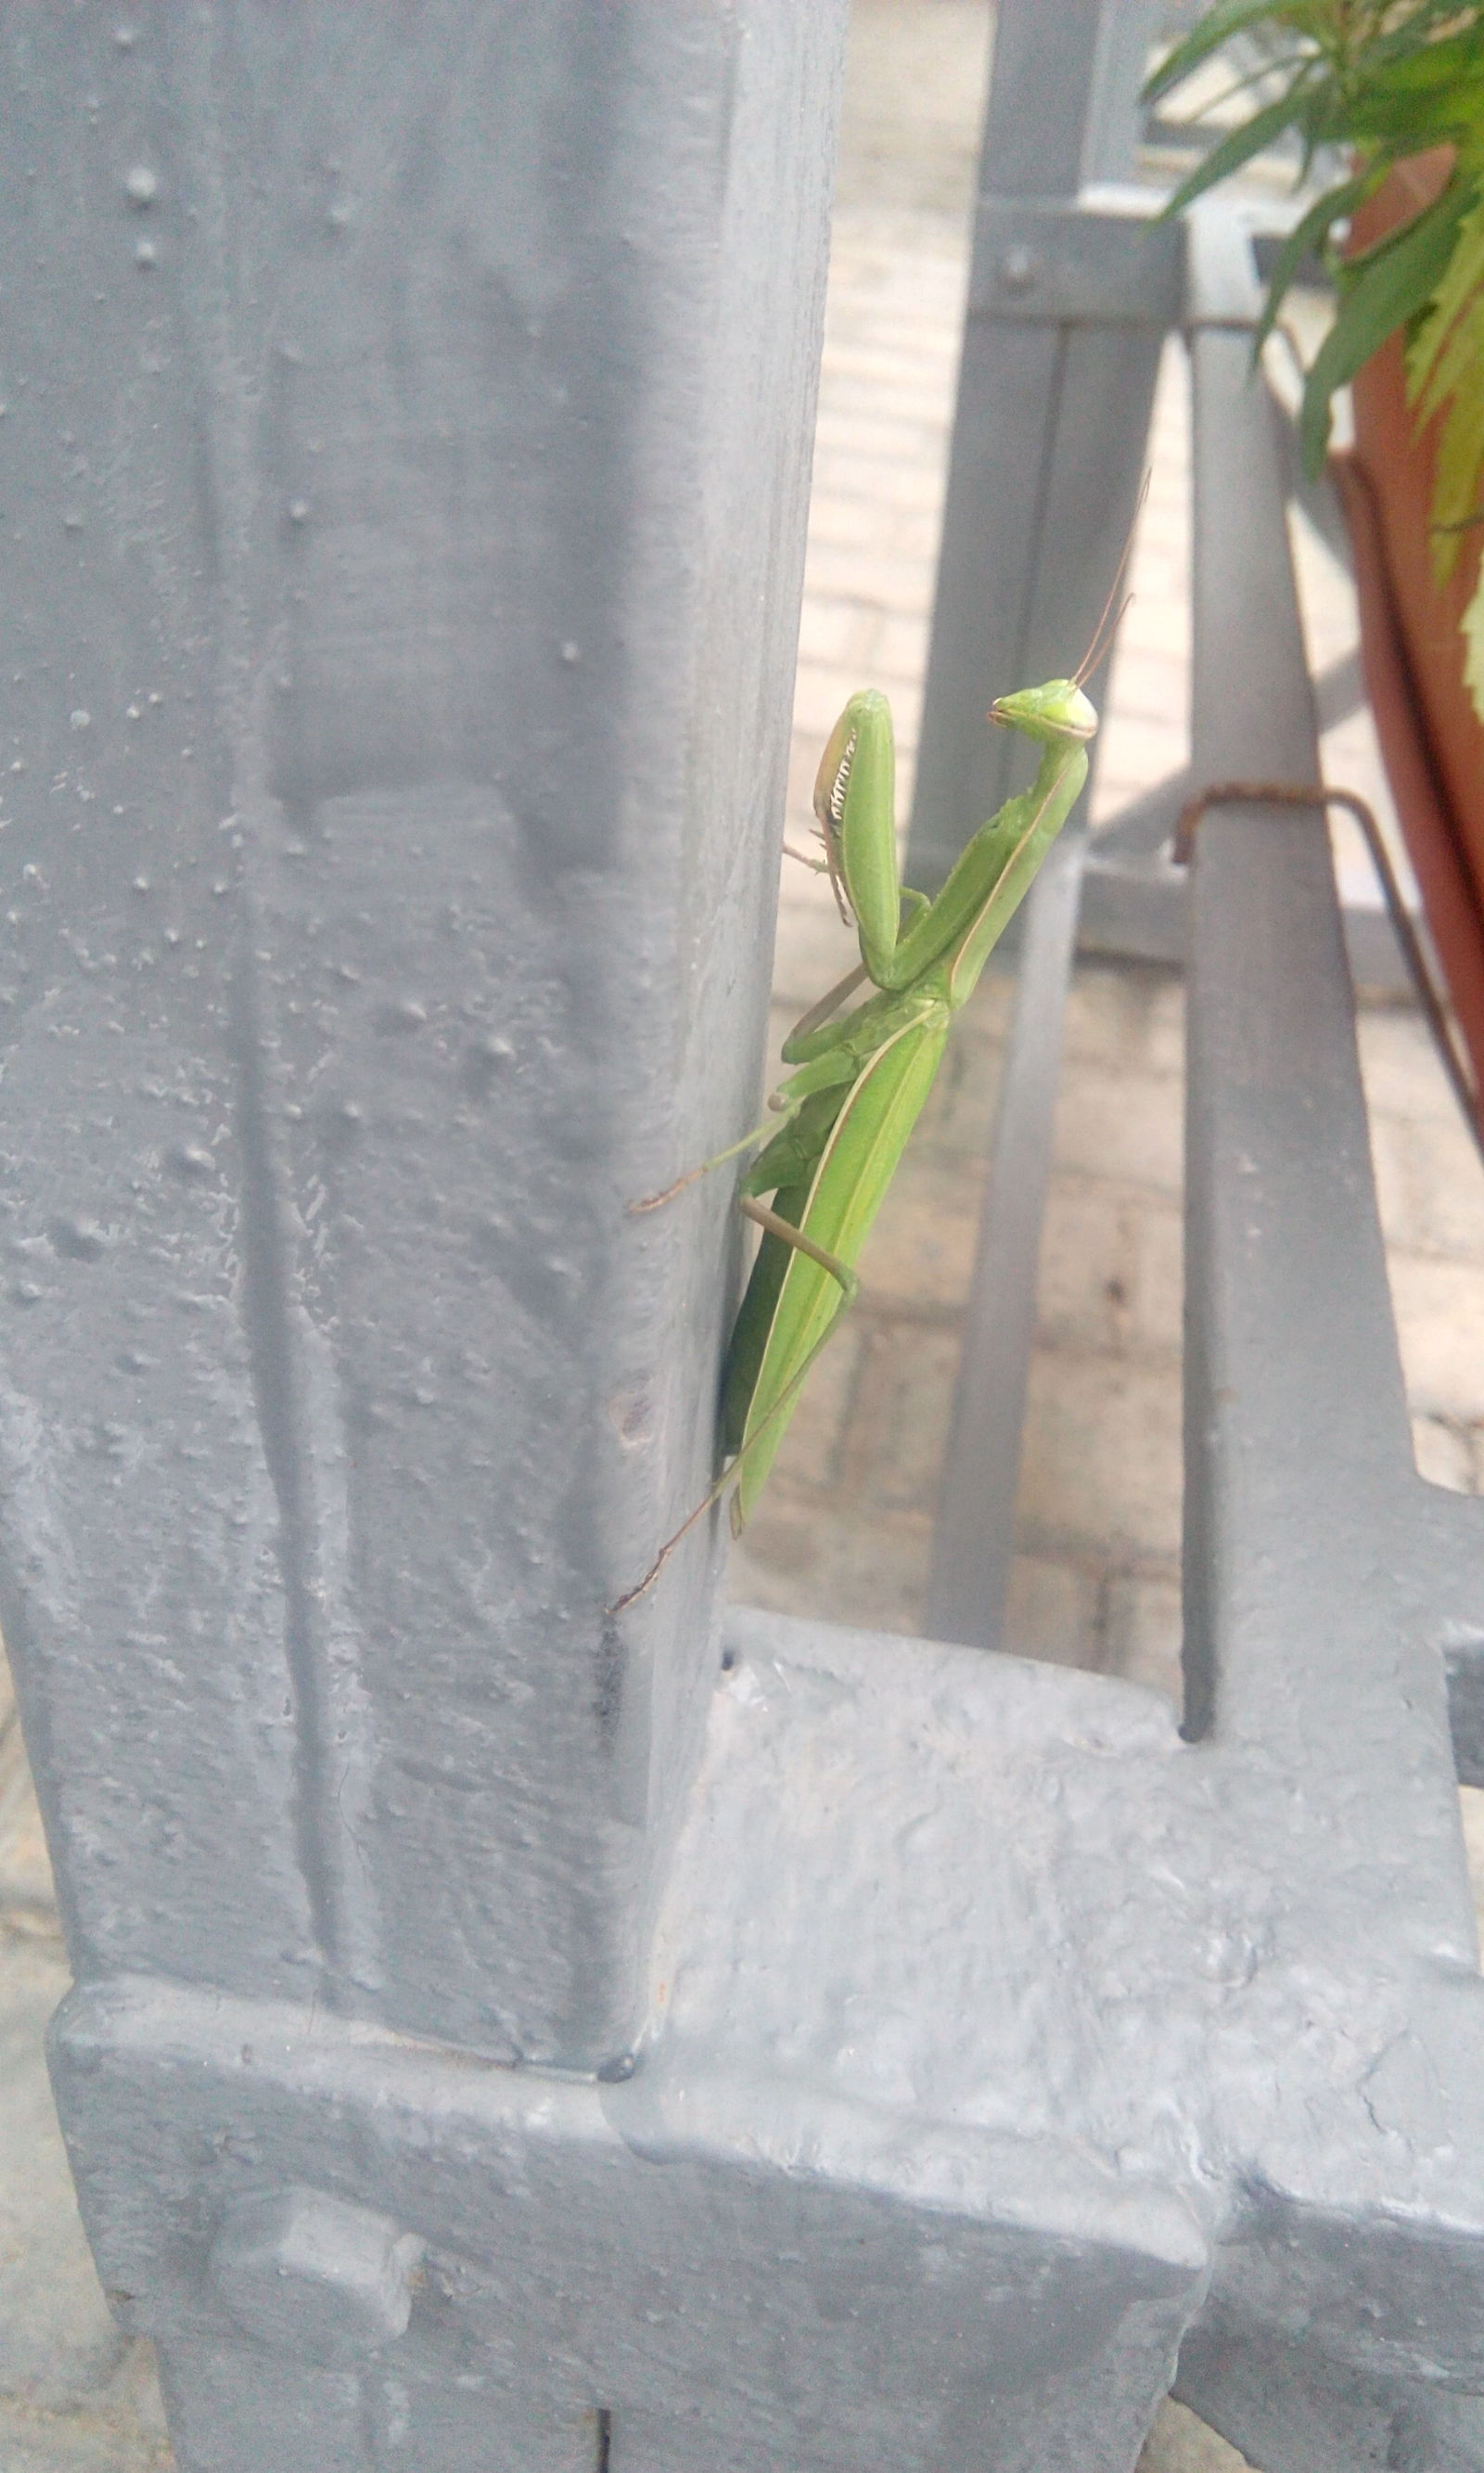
<box><xmin>1072</xmin><ymin>468</ymin><xmax>1149</xmax><ymax>691</ymax></box>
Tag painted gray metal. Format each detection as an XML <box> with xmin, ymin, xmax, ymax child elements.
<box><xmin>1079</xmin><ymin>435</ymin><xmax>1413</xmax><ymax>994</ymax></box>
<box><xmin>905</xmin><ymin>0</ymin><xmax>1166</xmax><ymax>885</ymax></box>
<box><xmin>925</xmin><ymin>818</ymin><xmax>1091</xmax><ymax>1652</ymax></box>
<box><xmin>10</xmin><ymin>3</ymin><xmax>1484</xmax><ymax>2467</ymax></box>
<box><xmin>208</xmin><ymin>2185</ymin><xmax>425</xmax><ymax>2362</ymax></box>
<box><xmin>919</xmin><ymin>110</ymin><xmax>1484</xmax><ymax>2466</ymax></box>
<box><xmin>919</xmin><ymin>0</ymin><xmax>1166</xmax><ymax>1649</ymax></box>
<box><xmin>1163</xmin><ymin>199</ymin><xmax>1484</xmax><ymax>2466</ymax></box>
<box><xmin>0</xmin><ymin>0</ymin><xmax>845</xmax><ymax>2072</ymax></box>
<box><xmin>969</xmin><ymin>196</ymin><xmax>1183</xmax><ymax>328</ymax></box>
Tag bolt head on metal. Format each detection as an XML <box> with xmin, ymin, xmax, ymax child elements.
<box><xmin>208</xmin><ymin>2185</ymin><xmax>424</xmax><ymax>2364</ymax></box>
<box><xmin>999</xmin><ymin>244</ymin><xmax>1037</xmax><ymax>293</ymax></box>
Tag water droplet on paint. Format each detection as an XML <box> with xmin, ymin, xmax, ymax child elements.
<box><xmin>167</xmin><ymin>1145</ymin><xmax>214</xmax><ymax>1180</ymax></box>
<box><xmin>377</xmin><ymin>997</ymin><xmax>428</xmax><ymax>1033</ymax></box>
<box><xmin>50</xmin><ymin>1217</ymin><xmax>109</xmax><ymax>1262</ymax></box>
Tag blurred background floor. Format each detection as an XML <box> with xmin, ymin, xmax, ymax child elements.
<box><xmin>4</xmin><ymin>5</ymin><xmax>1484</xmax><ymax>2467</ymax></box>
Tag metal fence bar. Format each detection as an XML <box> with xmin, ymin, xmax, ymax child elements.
<box><xmin>1179</xmin><ymin>203</ymin><xmax>1422</xmax><ymax>1736</ymax></box>
<box><xmin>917</xmin><ymin>0</ymin><xmax>1171</xmax><ymax>1647</ymax></box>
<box><xmin>6</xmin><ymin>8</ymin><xmax>851</xmax><ymax>2463</ymax></box>
<box><xmin>924</xmin><ymin>826</ymin><xmax>1086</xmax><ymax>1650</ymax></box>
<box><xmin>1169</xmin><ymin>197</ymin><xmax>1484</xmax><ymax>2473</ymax></box>
<box><xmin>907</xmin><ymin>0</ymin><xmax>1170</xmax><ymax>887</ymax></box>
<box><xmin>15</xmin><ymin>15</ymin><xmax>1484</xmax><ymax>2469</ymax></box>
<box><xmin>1079</xmin><ymin>356</ymin><xmax>1413</xmax><ymax>993</ymax></box>
<box><xmin>0</xmin><ymin>0</ymin><xmax>847</xmax><ymax>2074</ymax></box>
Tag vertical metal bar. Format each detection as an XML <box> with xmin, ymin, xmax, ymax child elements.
<box><xmin>925</xmin><ymin>827</ymin><xmax>1085</xmax><ymax>1648</ymax></box>
<box><xmin>1182</xmin><ymin>206</ymin><xmax>1465</xmax><ymax>1926</ymax></box>
<box><xmin>1081</xmin><ymin>1</ymin><xmax>1164</xmax><ymax>186</ymax></box>
<box><xmin>916</xmin><ymin>0</ymin><xmax>1171</xmax><ymax>1645</ymax></box>
<box><xmin>907</xmin><ymin>0</ymin><xmax>1162</xmax><ymax>881</ymax></box>
<box><xmin>923</xmin><ymin>321</ymin><xmax>1165</xmax><ymax>1650</ymax></box>
<box><xmin>920</xmin><ymin>321</ymin><xmax>1159</xmax><ymax>1651</ymax></box>
<box><xmin>906</xmin><ymin>0</ymin><xmax>1111</xmax><ymax>874</ymax></box>
<box><xmin>0</xmin><ymin>2</ymin><xmax>847</xmax><ymax>2076</ymax></box>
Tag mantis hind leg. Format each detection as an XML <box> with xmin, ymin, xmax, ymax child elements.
<box><xmin>778</xmin><ymin>890</ymin><xmax>931</xmax><ymax>1064</ymax></box>
<box><xmin>782</xmin><ymin>961</ymin><xmax>872</xmax><ymax>1060</ymax></box>
<box><xmin>628</xmin><ymin>1116</ymin><xmax>786</xmax><ymax>1214</ymax></box>
<box><xmin>630</xmin><ymin>1048</ymin><xmax>857</xmax><ymax>1214</ymax></box>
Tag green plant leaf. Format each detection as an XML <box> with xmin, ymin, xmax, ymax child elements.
<box><xmin>1142</xmin><ymin>0</ymin><xmax>1307</xmax><ymax>107</ymax></box>
<box><xmin>1158</xmin><ymin>81</ymin><xmax>1323</xmax><ymax>220</ymax></box>
<box><xmin>1252</xmin><ymin>171</ymin><xmax>1375</xmax><ymax>353</ymax></box>
<box><xmin>1337</xmin><ymin>181</ymin><xmax>1461</xmax><ymax>299</ymax></box>
<box><xmin>1362</xmin><ymin>0</ymin><xmax>1484</xmax><ymax>65</ymax></box>
<box><xmin>1463</xmin><ymin>556</ymin><xmax>1484</xmax><ymax>725</ymax></box>
<box><xmin>1416</xmin><ymin>284</ymin><xmax>1484</xmax><ymax>433</ymax></box>
<box><xmin>1431</xmin><ymin>377</ymin><xmax>1484</xmax><ymax>583</ymax></box>
<box><xmin>1348</xmin><ymin>19</ymin><xmax>1484</xmax><ymax>114</ymax></box>
<box><xmin>1299</xmin><ymin>179</ymin><xmax>1473</xmax><ymax>472</ymax></box>
<box><xmin>1343</xmin><ymin>75</ymin><xmax>1484</xmax><ymax>160</ymax></box>
<box><xmin>1409</xmin><ymin>196</ymin><xmax>1484</xmax><ymax>405</ymax></box>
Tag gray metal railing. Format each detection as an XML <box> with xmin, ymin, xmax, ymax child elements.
<box><xmin>911</xmin><ymin>7</ymin><xmax>1484</xmax><ymax>2465</ymax></box>
<box><xmin>4</xmin><ymin>6</ymin><xmax>1483</xmax><ymax>2469</ymax></box>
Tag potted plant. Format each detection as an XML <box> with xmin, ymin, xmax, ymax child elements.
<box><xmin>1144</xmin><ymin>4</ymin><xmax>1484</xmax><ymax>1091</ymax></box>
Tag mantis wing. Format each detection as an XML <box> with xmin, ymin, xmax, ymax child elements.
<box><xmin>729</xmin><ymin>1005</ymin><xmax>949</xmax><ymax>1531</ymax></box>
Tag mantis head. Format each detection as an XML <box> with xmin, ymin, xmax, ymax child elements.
<box><xmin>990</xmin><ymin>679</ymin><xmax>1097</xmax><ymax>745</ymax></box>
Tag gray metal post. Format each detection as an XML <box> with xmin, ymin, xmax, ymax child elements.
<box><xmin>1166</xmin><ymin>199</ymin><xmax>1484</xmax><ymax>2473</ymax></box>
<box><xmin>905</xmin><ymin>0</ymin><xmax>1170</xmax><ymax>880</ymax></box>
<box><xmin>14</xmin><ymin>14</ymin><xmax>1484</xmax><ymax>2469</ymax></box>
<box><xmin>918</xmin><ymin>0</ymin><xmax>1176</xmax><ymax>1649</ymax></box>
<box><xmin>2</xmin><ymin>6</ymin><xmax>847</xmax><ymax>2463</ymax></box>
<box><xmin>0</xmin><ymin>0</ymin><xmax>844</xmax><ymax>2073</ymax></box>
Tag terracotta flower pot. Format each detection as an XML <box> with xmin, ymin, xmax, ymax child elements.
<box><xmin>1332</xmin><ymin>152</ymin><xmax>1484</xmax><ymax>1104</ymax></box>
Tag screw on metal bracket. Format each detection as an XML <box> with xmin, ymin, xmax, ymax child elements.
<box><xmin>208</xmin><ymin>2185</ymin><xmax>425</xmax><ymax>2364</ymax></box>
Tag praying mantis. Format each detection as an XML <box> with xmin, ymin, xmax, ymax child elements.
<box><xmin>611</xmin><ymin>664</ymin><xmax>1099</xmax><ymax>1613</ymax></box>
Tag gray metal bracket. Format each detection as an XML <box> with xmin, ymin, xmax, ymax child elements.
<box><xmin>970</xmin><ymin>194</ymin><xmax>1183</xmax><ymax>327</ymax></box>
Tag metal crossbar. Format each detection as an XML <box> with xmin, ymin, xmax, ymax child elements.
<box><xmin>912</xmin><ymin>9</ymin><xmax>1484</xmax><ymax>2459</ymax></box>
<box><xmin>5</xmin><ymin>8</ymin><xmax>1484</xmax><ymax>2470</ymax></box>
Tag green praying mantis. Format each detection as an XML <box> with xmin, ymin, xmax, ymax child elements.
<box><xmin>611</xmin><ymin>660</ymin><xmax>1100</xmax><ymax>1613</ymax></box>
